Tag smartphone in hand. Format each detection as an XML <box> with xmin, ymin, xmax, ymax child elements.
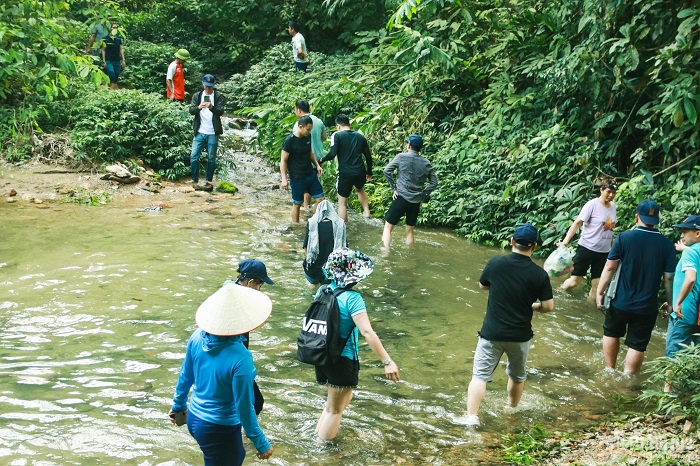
<box><xmin>203</xmin><ymin>95</ymin><xmax>210</xmax><ymax>103</ymax></box>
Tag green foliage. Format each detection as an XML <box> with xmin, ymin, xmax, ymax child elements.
<box><xmin>640</xmin><ymin>342</ymin><xmax>700</xmax><ymax>423</ymax></box>
<box><xmin>62</xmin><ymin>188</ymin><xmax>113</xmax><ymax>206</ymax></box>
<box><xmin>0</xmin><ymin>0</ymin><xmax>113</xmax><ymax>148</ymax></box>
<box><xmin>216</xmin><ymin>181</ymin><xmax>238</xmax><ymax>194</ymax></box>
<box><xmin>40</xmin><ymin>84</ymin><xmax>192</xmax><ymax>179</ymax></box>
<box><xmin>501</xmin><ymin>424</ymin><xmax>551</xmax><ymax>465</ymax></box>
<box><xmin>120</xmin><ymin>41</ymin><xmax>204</xmax><ymax>96</ymax></box>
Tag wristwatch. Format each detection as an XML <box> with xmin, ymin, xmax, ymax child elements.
<box><xmin>382</xmin><ymin>357</ymin><xmax>392</xmax><ymax>366</ymax></box>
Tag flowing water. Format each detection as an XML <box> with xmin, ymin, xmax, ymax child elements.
<box><xmin>0</xmin><ymin>140</ymin><xmax>666</xmax><ymax>465</ymax></box>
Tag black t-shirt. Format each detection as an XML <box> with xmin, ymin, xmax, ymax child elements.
<box><xmin>321</xmin><ymin>130</ymin><xmax>372</xmax><ymax>176</ymax></box>
<box><xmin>478</xmin><ymin>252</ymin><xmax>553</xmax><ymax>342</ymax></box>
<box><xmin>103</xmin><ymin>35</ymin><xmax>123</xmax><ymax>61</ymax></box>
<box><xmin>303</xmin><ymin>220</ymin><xmax>336</xmax><ymax>283</ymax></box>
<box><xmin>282</xmin><ymin>134</ymin><xmax>314</xmax><ymax>180</ymax></box>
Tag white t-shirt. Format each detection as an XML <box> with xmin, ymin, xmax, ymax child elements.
<box><xmin>198</xmin><ymin>92</ymin><xmax>215</xmax><ymax>135</ymax></box>
<box><xmin>577</xmin><ymin>198</ymin><xmax>617</xmax><ymax>253</ymax></box>
<box><xmin>166</xmin><ymin>61</ymin><xmax>177</xmax><ymax>80</ymax></box>
<box><xmin>291</xmin><ymin>33</ymin><xmax>309</xmax><ymax>63</ymax></box>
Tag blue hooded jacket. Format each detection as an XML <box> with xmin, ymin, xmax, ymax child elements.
<box><xmin>172</xmin><ymin>329</ymin><xmax>270</xmax><ymax>454</ymax></box>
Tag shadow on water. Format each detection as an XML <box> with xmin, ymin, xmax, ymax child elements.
<box><xmin>0</xmin><ymin>147</ymin><xmax>666</xmax><ymax>465</ymax></box>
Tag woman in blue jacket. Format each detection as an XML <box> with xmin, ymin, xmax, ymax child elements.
<box><xmin>169</xmin><ymin>283</ymin><xmax>274</xmax><ymax>465</ymax></box>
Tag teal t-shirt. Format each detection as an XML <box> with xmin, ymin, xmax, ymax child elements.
<box><xmin>293</xmin><ymin>113</ymin><xmax>325</xmax><ymax>160</ymax></box>
<box><xmin>673</xmin><ymin>242</ymin><xmax>700</xmax><ymax>324</ymax></box>
<box><xmin>316</xmin><ymin>283</ymin><xmax>366</xmax><ymax>360</ymax></box>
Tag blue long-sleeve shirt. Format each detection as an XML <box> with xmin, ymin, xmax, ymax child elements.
<box><xmin>172</xmin><ymin>329</ymin><xmax>270</xmax><ymax>454</ymax></box>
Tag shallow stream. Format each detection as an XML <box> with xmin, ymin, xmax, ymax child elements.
<box><xmin>0</xmin><ymin>142</ymin><xmax>667</xmax><ymax>465</ymax></box>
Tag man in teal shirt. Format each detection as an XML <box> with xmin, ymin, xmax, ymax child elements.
<box><xmin>293</xmin><ymin>100</ymin><xmax>326</xmax><ymax>209</ymax></box>
<box><xmin>665</xmin><ymin>214</ymin><xmax>700</xmax><ymax>362</ymax></box>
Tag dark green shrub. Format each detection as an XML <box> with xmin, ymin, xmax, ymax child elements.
<box><xmin>640</xmin><ymin>342</ymin><xmax>700</xmax><ymax>423</ymax></box>
<box><xmin>66</xmin><ymin>86</ymin><xmax>192</xmax><ymax>179</ymax></box>
<box><xmin>120</xmin><ymin>41</ymin><xmax>204</xmax><ymax>97</ymax></box>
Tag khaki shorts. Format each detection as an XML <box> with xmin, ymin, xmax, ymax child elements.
<box><xmin>471</xmin><ymin>336</ymin><xmax>531</xmax><ymax>383</ymax></box>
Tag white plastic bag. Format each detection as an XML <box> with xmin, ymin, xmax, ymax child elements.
<box><xmin>543</xmin><ymin>245</ymin><xmax>575</xmax><ymax>277</ymax></box>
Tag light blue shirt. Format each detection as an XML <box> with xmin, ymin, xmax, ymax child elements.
<box><xmin>673</xmin><ymin>242</ymin><xmax>700</xmax><ymax>324</ymax></box>
<box><xmin>172</xmin><ymin>330</ymin><xmax>270</xmax><ymax>454</ymax></box>
<box><xmin>293</xmin><ymin>113</ymin><xmax>325</xmax><ymax>160</ymax></box>
<box><xmin>316</xmin><ymin>283</ymin><xmax>367</xmax><ymax>360</ymax></box>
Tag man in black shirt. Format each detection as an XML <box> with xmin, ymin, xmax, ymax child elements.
<box><xmin>319</xmin><ymin>114</ymin><xmax>373</xmax><ymax>222</ymax></box>
<box><xmin>280</xmin><ymin>115</ymin><xmax>324</xmax><ymax>223</ymax></box>
<box><xmin>460</xmin><ymin>223</ymin><xmax>554</xmax><ymax>427</ymax></box>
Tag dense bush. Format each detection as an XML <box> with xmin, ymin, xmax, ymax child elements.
<box><xmin>40</xmin><ymin>84</ymin><xmax>192</xmax><ymax>179</ymax></box>
<box><xmin>640</xmin><ymin>342</ymin><xmax>700</xmax><ymax>423</ymax></box>
<box><xmin>120</xmin><ymin>41</ymin><xmax>204</xmax><ymax>97</ymax></box>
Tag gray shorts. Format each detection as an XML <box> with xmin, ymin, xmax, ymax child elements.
<box><xmin>471</xmin><ymin>336</ymin><xmax>531</xmax><ymax>383</ymax></box>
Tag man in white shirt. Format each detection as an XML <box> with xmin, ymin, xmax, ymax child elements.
<box><xmin>288</xmin><ymin>21</ymin><xmax>309</xmax><ymax>72</ymax></box>
<box><xmin>188</xmin><ymin>74</ymin><xmax>227</xmax><ymax>186</ymax></box>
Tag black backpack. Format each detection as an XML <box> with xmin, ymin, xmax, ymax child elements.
<box><xmin>296</xmin><ymin>285</ymin><xmax>351</xmax><ymax>366</ymax></box>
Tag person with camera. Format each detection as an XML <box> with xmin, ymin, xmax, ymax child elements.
<box><xmin>189</xmin><ymin>74</ymin><xmax>227</xmax><ymax>187</ymax></box>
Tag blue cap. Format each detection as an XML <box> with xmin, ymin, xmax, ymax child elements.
<box><xmin>636</xmin><ymin>199</ymin><xmax>660</xmax><ymax>225</ymax></box>
<box><xmin>513</xmin><ymin>223</ymin><xmax>538</xmax><ymax>247</ymax></box>
<box><xmin>202</xmin><ymin>74</ymin><xmax>215</xmax><ymax>87</ymax></box>
<box><xmin>673</xmin><ymin>214</ymin><xmax>700</xmax><ymax>230</ymax></box>
<box><xmin>237</xmin><ymin>259</ymin><xmax>274</xmax><ymax>285</ymax></box>
<box><xmin>406</xmin><ymin>134</ymin><xmax>423</xmax><ymax>150</ymax></box>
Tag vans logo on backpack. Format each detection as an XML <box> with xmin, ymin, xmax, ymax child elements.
<box><xmin>296</xmin><ymin>285</ymin><xmax>352</xmax><ymax>366</ymax></box>
<box><xmin>302</xmin><ymin>318</ymin><xmax>327</xmax><ymax>335</ymax></box>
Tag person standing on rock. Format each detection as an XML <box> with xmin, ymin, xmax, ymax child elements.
<box><xmin>461</xmin><ymin>223</ymin><xmax>554</xmax><ymax>427</ymax></box>
<box><xmin>287</xmin><ymin>21</ymin><xmax>309</xmax><ymax>72</ymax></box>
<box><xmin>280</xmin><ymin>114</ymin><xmax>324</xmax><ymax>223</ymax></box>
<box><xmin>189</xmin><ymin>74</ymin><xmax>226</xmax><ymax>187</ymax></box>
<box><xmin>382</xmin><ymin>134</ymin><xmax>438</xmax><ymax>249</ymax></box>
<box><xmin>166</xmin><ymin>49</ymin><xmax>189</xmax><ymax>102</ymax></box>
<box><xmin>596</xmin><ymin>200</ymin><xmax>676</xmax><ymax>374</ymax></box>
<box><xmin>319</xmin><ymin>114</ymin><xmax>373</xmax><ymax>222</ymax></box>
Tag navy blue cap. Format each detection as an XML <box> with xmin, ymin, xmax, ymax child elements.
<box><xmin>202</xmin><ymin>74</ymin><xmax>215</xmax><ymax>87</ymax></box>
<box><xmin>237</xmin><ymin>259</ymin><xmax>274</xmax><ymax>285</ymax></box>
<box><xmin>513</xmin><ymin>223</ymin><xmax>538</xmax><ymax>247</ymax></box>
<box><xmin>636</xmin><ymin>199</ymin><xmax>660</xmax><ymax>225</ymax></box>
<box><xmin>406</xmin><ymin>134</ymin><xmax>423</xmax><ymax>150</ymax></box>
<box><xmin>673</xmin><ymin>214</ymin><xmax>700</xmax><ymax>230</ymax></box>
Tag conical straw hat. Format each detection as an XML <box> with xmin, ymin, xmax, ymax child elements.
<box><xmin>195</xmin><ymin>283</ymin><xmax>272</xmax><ymax>336</ymax></box>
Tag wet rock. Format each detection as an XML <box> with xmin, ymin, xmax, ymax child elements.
<box><xmin>216</xmin><ymin>181</ymin><xmax>238</xmax><ymax>194</ymax></box>
<box><xmin>179</xmin><ymin>186</ymin><xmax>195</xmax><ymax>193</ymax></box>
<box><xmin>101</xmin><ymin>164</ymin><xmax>140</xmax><ymax>184</ymax></box>
<box><xmin>684</xmin><ymin>420</ymin><xmax>695</xmax><ymax>434</ymax></box>
<box><xmin>194</xmin><ymin>183</ymin><xmax>214</xmax><ymax>192</ymax></box>
<box><xmin>151</xmin><ymin>201</ymin><xmax>172</xmax><ymax>209</ymax></box>
<box><xmin>7</xmin><ymin>188</ymin><xmax>17</xmax><ymax>196</ymax></box>
<box><xmin>57</xmin><ymin>186</ymin><xmax>75</xmax><ymax>195</ymax></box>
<box><xmin>5</xmin><ymin>197</ymin><xmax>15</xmax><ymax>203</ymax></box>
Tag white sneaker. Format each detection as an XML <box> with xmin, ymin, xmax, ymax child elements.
<box><xmin>453</xmin><ymin>414</ymin><xmax>480</xmax><ymax>427</ymax></box>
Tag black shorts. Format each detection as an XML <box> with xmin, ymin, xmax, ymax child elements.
<box><xmin>603</xmin><ymin>304</ymin><xmax>658</xmax><ymax>352</ymax></box>
<box><xmin>336</xmin><ymin>173</ymin><xmax>366</xmax><ymax>198</ymax></box>
<box><xmin>315</xmin><ymin>356</ymin><xmax>359</xmax><ymax>389</ymax></box>
<box><xmin>571</xmin><ymin>245</ymin><xmax>608</xmax><ymax>279</ymax></box>
<box><xmin>384</xmin><ymin>195</ymin><xmax>420</xmax><ymax>226</ymax></box>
